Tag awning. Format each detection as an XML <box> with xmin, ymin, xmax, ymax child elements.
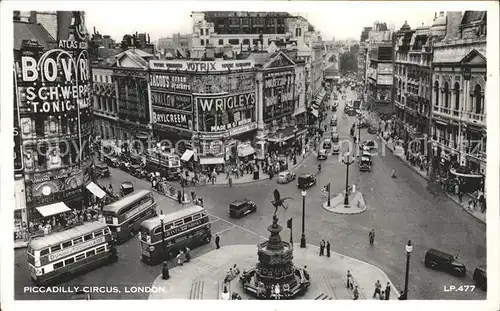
<box><xmin>135</xmin><ymin>134</ymin><xmax>148</xmax><ymax>140</ymax></box>
<box><xmin>36</xmin><ymin>202</ymin><xmax>71</xmax><ymax>218</ymax></box>
<box><xmin>450</xmin><ymin>167</ymin><xmax>483</xmax><ymax>178</ymax></box>
<box><xmin>238</xmin><ymin>145</ymin><xmax>256</xmax><ymax>157</ymax></box>
<box><xmin>181</xmin><ymin>149</ymin><xmax>194</xmax><ymax>162</ymax></box>
<box><xmin>199</xmin><ymin>157</ymin><xmax>225</xmax><ymax>165</ymax></box>
<box><xmin>311</xmin><ymin>109</ymin><xmax>319</xmax><ymax>118</ymax></box>
<box><xmin>86</xmin><ymin>182</ymin><xmax>107</xmax><ymax>199</ymax></box>
<box><xmin>293</xmin><ymin>107</ymin><xmax>307</xmax><ymax>117</ymax></box>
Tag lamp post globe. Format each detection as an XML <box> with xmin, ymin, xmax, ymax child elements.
<box><xmin>300</xmin><ymin>190</ymin><xmax>307</xmax><ymax>248</ymax></box>
<box><xmin>403</xmin><ymin>240</ymin><xmax>412</xmax><ymax>300</ymax></box>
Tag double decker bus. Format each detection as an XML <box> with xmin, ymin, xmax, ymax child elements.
<box><xmin>146</xmin><ymin>148</ymin><xmax>181</xmax><ymax>180</ymax></box>
<box><xmin>102</xmin><ymin>190</ymin><xmax>157</xmax><ymax>243</ymax></box>
<box><xmin>27</xmin><ymin>221</ymin><xmax>117</xmax><ymax>286</ymax></box>
<box><xmin>139</xmin><ymin>205</ymin><xmax>211</xmax><ymax>265</ymax></box>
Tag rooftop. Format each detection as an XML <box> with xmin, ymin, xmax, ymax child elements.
<box><xmin>13</xmin><ymin>20</ymin><xmax>56</xmax><ymax>51</ymax></box>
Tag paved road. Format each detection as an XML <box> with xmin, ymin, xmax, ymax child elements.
<box><xmin>14</xmin><ymin>87</ymin><xmax>486</xmax><ymax>300</ymax></box>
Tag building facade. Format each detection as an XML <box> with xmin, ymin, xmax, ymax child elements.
<box><xmin>92</xmin><ymin>66</ymin><xmax>119</xmax><ymax>147</ymax></box>
<box><xmin>358</xmin><ymin>27</ymin><xmax>371</xmax><ymax>82</ymax></box>
<box><xmin>394</xmin><ymin>22</ymin><xmax>433</xmax><ymax>156</ymax></box>
<box><xmin>13</xmin><ymin>11</ymin><xmax>94</xmax><ymax>225</ymax></box>
<box><xmin>430</xmin><ymin>11</ymin><xmax>487</xmax><ymax>182</ymax></box>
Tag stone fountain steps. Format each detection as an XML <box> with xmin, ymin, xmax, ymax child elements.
<box><xmin>314</xmin><ymin>293</ymin><xmax>333</xmax><ymax>300</ymax></box>
<box><xmin>189</xmin><ymin>280</ymin><xmax>205</xmax><ymax>299</ymax></box>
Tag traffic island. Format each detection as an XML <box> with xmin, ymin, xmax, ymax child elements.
<box><xmin>148</xmin><ymin>244</ymin><xmax>398</xmax><ymax>300</ymax></box>
<box><xmin>321</xmin><ymin>191</ymin><xmax>367</xmax><ymax>215</ymax></box>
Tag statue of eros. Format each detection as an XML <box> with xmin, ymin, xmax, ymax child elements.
<box><xmin>271</xmin><ymin>189</ymin><xmax>292</xmax><ymax>217</ymax></box>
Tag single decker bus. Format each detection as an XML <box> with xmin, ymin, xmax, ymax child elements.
<box><xmin>102</xmin><ymin>189</ymin><xmax>157</xmax><ymax>243</ymax></box>
<box><xmin>27</xmin><ymin>221</ymin><xmax>117</xmax><ymax>286</ymax></box>
<box><xmin>139</xmin><ymin>205</ymin><xmax>211</xmax><ymax>265</ymax></box>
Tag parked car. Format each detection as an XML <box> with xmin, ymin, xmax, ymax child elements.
<box><xmin>277</xmin><ymin>170</ymin><xmax>296</xmax><ymax>184</ymax></box>
<box><xmin>94</xmin><ymin>161</ymin><xmax>110</xmax><ymax>178</ymax></box>
<box><xmin>317</xmin><ymin>149</ymin><xmax>328</xmax><ymax>160</ymax></box>
<box><xmin>297</xmin><ymin>173</ymin><xmax>316</xmax><ymax>190</ymax></box>
<box><xmin>332</xmin><ymin>143</ymin><xmax>340</xmax><ymax>155</ymax></box>
<box><xmin>229</xmin><ymin>199</ymin><xmax>257</xmax><ymax>218</ymax></box>
<box><xmin>473</xmin><ymin>265</ymin><xmax>486</xmax><ymax>291</ymax></box>
<box><xmin>368</xmin><ymin>126</ymin><xmax>378</xmax><ymax>134</ymax></box>
<box><xmin>424</xmin><ymin>248</ymin><xmax>466</xmax><ymax>277</ymax></box>
<box><xmin>323</xmin><ymin>139</ymin><xmax>332</xmax><ymax>150</ymax></box>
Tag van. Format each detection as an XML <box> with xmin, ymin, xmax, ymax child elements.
<box><xmin>297</xmin><ymin>173</ymin><xmax>316</xmax><ymax>190</ymax></box>
<box><xmin>229</xmin><ymin>200</ymin><xmax>257</xmax><ymax>218</ymax></box>
<box><xmin>424</xmin><ymin>248</ymin><xmax>466</xmax><ymax>277</ymax></box>
<box><xmin>323</xmin><ymin>139</ymin><xmax>332</xmax><ymax>150</ymax></box>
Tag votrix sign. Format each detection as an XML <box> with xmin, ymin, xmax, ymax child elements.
<box><xmin>197</xmin><ymin>92</ymin><xmax>255</xmax><ymax>113</ymax></box>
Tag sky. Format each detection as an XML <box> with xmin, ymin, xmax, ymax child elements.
<box><xmin>8</xmin><ymin>1</ymin><xmax>494</xmax><ymax>43</ymax></box>
<box><xmin>79</xmin><ymin>1</ymin><xmax>492</xmax><ymax>43</ymax></box>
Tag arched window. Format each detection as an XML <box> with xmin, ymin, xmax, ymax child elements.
<box><xmin>474</xmin><ymin>85</ymin><xmax>483</xmax><ymax>114</ymax></box>
<box><xmin>444</xmin><ymin>83</ymin><xmax>449</xmax><ymax>108</ymax></box>
<box><xmin>434</xmin><ymin>81</ymin><xmax>439</xmax><ymax>106</ymax></box>
<box><xmin>454</xmin><ymin>82</ymin><xmax>460</xmax><ymax>111</ymax></box>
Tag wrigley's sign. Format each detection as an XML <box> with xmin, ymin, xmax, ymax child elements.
<box><xmin>196</xmin><ymin>92</ymin><xmax>255</xmax><ymax>113</ymax></box>
<box><xmin>150</xmin><ymin>60</ymin><xmax>254</xmax><ymax>72</ymax></box>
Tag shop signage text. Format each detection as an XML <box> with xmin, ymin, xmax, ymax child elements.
<box><xmin>150</xmin><ymin>60</ymin><xmax>254</xmax><ymax>72</ymax></box>
<box><xmin>149</xmin><ymin>73</ymin><xmax>191</xmax><ymax>91</ymax></box>
<box><xmin>18</xmin><ymin>45</ymin><xmax>91</xmax><ymax>114</ymax></box>
<box><xmin>197</xmin><ymin>92</ymin><xmax>255</xmax><ymax>113</ymax></box>
<box><xmin>152</xmin><ymin>110</ymin><xmax>192</xmax><ymax>129</ymax></box>
<box><xmin>210</xmin><ymin>118</ymin><xmax>252</xmax><ymax>132</ymax></box>
<box><xmin>164</xmin><ymin>219</ymin><xmax>204</xmax><ymax>238</ymax></box>
<box><xmin>151</xmin><ymin>92</ymin><xmax>192</xmax><ymax>112</ymax></box>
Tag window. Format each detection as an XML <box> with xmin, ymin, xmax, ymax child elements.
<box><xmin>51</xmin><ymin>244</ymin><xmax>61</xmax><ymax>252</ymax></box>
<box><xmin>86</xmin><ymin>250</ymin><xmax>96</xmax><ymax>257</ymax></box>
<box><xmin>104</xmin><ymin>228</ymin><xmax>110</xmax><ymax>235</ymax></box>
<box><xmin>454</xmin><ymin>82</ymin><xmax>460</xmax><ymax>111</ymax></box>
<box><xmin>174</xmin><ymin>220</ymin><xmax>183</xmax><ymax>226</ymax></box>
<box><xmin>252</xmin><ymin>39</ymin><xmax>260</xmax><ymax>45</ymax></box>
<box><xmin>243</xmin><ymin>39</ymin><xmax>250</xmax><ymax>45</ymax></box>
<box><xmin>64</xmin><ymin>257</ymin><xmax>75</xmax><ymax>265</ymax></box>
<box><xmin>218</xmin><ymin>39</ymin><xmax>224</xmax><ymax>45</ymax></box>
<box><xmin>434</xmin><ymin>81</ymin><xmax>439</xmax><ymax>106</ymax></box>
<box><xmin>75</xmin><ymin>253</ymin><xmax>85</xmax><ymax>261</ymax></box>
<box><xmin>228</xmin><ymin>39</ymin><xmax>239</xmax><ymax>45</ymax></box>
<box><xmin>193</xmin><ymin>214</ymin><xmax>201</xmax><ymax>220</ymax></box>
<box><xmin>96</xmin><ymin>246</ymin><xmax>106</xmax><ymax>254</ymax></box>
<box><xmin>443</xmin><ymin>83</ymin><xmax>449</xmax><ymax>108</ymax></box>
<box><xmin>40</xmin><ymin>248</ymin><xmax>49</xmax><ymax>256</ymax></box>
<box><xmin>183</xmin><ymin>216</ymin><xmax>193</xmax><ymax>223</ymax></box>
<box><xmin>200</xmin><ymin>39</ymin><xmax>205</xmax><ymax>46</ymax></box>
<box><xmin>200</xmin><ymin>29</ymin><xmax>204</xmax><ymax>36</ymax></box>
<box><xmin>474</xmin><ymin>84</ymin><xmax>483</xmax><ymax>114</ymax></box>
<box><xmin>53</xmin><ymin>262</ymin><xmax>64</xmax><ymax>270</ymax></box>
<box><xmin>35</xmin><ymin>115</ymin><xmax>46</xmax><ymax>137</ymax></box>
<box><xmin>94</xmin><ymin>231</ymin><xmax>103</xmax><ymax>237</ymax></box>
<box><xmin>84</xmin><ymin>234</ymin><xmax>93</xmax><ymax>241</ymax></box>
<box><xmin>62</xmin><ymin>241</ymin><xmax>72</xmax><ymax>248</ymax></box>
<box><xmin>73</xmin><ymin>237</ymin><xmax>83</xmax><ymax>245</ymax></box>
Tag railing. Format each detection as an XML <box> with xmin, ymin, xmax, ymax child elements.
<box><xmin>464</xmin><ymin>111</ymin><xmax>486</xmax><ymax>123</ymax></box>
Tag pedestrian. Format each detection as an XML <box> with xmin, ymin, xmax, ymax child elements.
<box><xmin>380</xmin><ymin>290</ymin><xmax>385</xmax><ymax>300</ymax></box>
<box><xmin>228</xmin><ymin>176</ymin><xmax>233</xmax><ymax>188</ymax></box>
<box><xmin>185</xmin><ymin>247</ymin><xmax>191</xmax><ymax>262</ymax></box>
<box><xmin>326</xmin><ymin>241</ymin><xmax>331</xmax><ymax>257</ymax></box>
<box><xmin>177</xmin><ymin>250</ymin><xmax>185</xmax><ymax>266</ymax></box>
<box><xmin>199</xmin><ymin>197</ymin><xmax>204</xmax><ymax>207</ymax></box>
<box><xmin>369</xmin><ymin>229</ymin><xmax>375</xmax><ymax>246</ymax></box>
<box><xmin>177</xmin><ymin>191</ymin><xmax>182</xmax><ymax>204</ymax></box>
<box><xmin>215</xmin><ymin>234</ymin><xmax>220</xmax><ymax>249</ymax></box>
<box><xmin>353</xmin><ymin>285</ymin><xmax>359</xmax><ymax>300</ymax></box>
<box><xmin>385</xmin><ymin>282</ymin><xmax>391</xmax><ymax>300</ymax></box>
<box><xmin>191</xmin><ymin>189</ymin><xmax>196</xmax><ymax>201</ymax></box>
<box><xmin>373</xmin><ymin>280</ymin><xmax>382</xmax><ymax>299</ymax></box>
<box><xmin>319</xmin><ymin>239</ymin><xmax>325</xmax><ymax>256</ymax></box>
<box><xmin>346</xmin><ymin>270</ymin><xmax>353</xmax><ymax>289</ymax></box>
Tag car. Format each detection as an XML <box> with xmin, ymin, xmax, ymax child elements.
<box><xmin>473</xmin><ymin>265</ymin><xmax>486</xmax><ymax>291</ymax></box>
<box><xmin>317</xmin><ymin>149</ymin><xmax>328</xmax><ymax>160</ymax></box>
<box><xmin>229</xmin><ymin>199</ymin><xmax>257</xmax><ymax>218</ymax></box>
<box><xmin>330</xmin><ymin>118</ymin><xmax>337</xmax><ymax>126</ymax></box>
<box><xmin>368</xmin><ymin>126</ymin><xmax>378</xmax><ymax>134</ymax></box>
<box><xmin>277</xmin><ymin>170</ymin><xmax>296</xmax><ymax>184</ymax></box>
<box><xmin>332</xmin><ymin>143</ymin><xmax>340</xmax><ymax>155</ymax></box>
<box><xmin>120</xmin><ymin>181</ymin><xmax>134</xmax><ymax>196</ymax></box>
<box><xmin>331</xmin><ymin>132</ymin><xmax>339</xmax><ymax>143</ymax></box>
<box><xmin>360</xmin><ymin>140</ymin><xmax>376</xmax><ymax>150</ymax></box>
<box><xmin>297</xmin><ymin>173</ymin><xmax>316</xmax><ymax>190</ymax></box>
<box><xmin>323</xmin><ymin>139</ymin><xmax>332</xmax><ymax>149</ymax></box>
<box><xmin>424</xmin><ymin>248</ymin><xmax>466</xmax><ymax>277</ymax></box>
<box><xmin>331</xmin><ymin>126</ymin><xmax>338</xmax><ymax>134</ymax></box>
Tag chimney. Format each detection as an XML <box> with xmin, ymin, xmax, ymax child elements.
<box><xmin>439</xmin><ymin>12</ymin><xmax>444</xmax><ymax>17</ymax></box>
<box><xmin>444</xmin><ymin>11</ymin><xmax>463</xmax><ymax>41</ymax></box>
<box><xmin>93</xmin><ymin>26</ymin><xmax>96</xmax><ymax>34</ymax></box>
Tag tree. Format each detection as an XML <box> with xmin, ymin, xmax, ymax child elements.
<box><xmin>339</xmin><ymin>52</ymin><xmax>358</xmax><ymax>74</ymax></box>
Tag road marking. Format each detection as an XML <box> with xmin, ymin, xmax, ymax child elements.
<box><xmin>207</xmin><ymin>213</ymin><xmax>267</xmax><ymax>240</ymax></box>
<box><xmin>213</xmin><ymin>225</ymin><xmax>236</xmax><ymax>236</ymax></box>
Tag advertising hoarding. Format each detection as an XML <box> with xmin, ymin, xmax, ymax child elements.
<box><xmin>151</xmin><ymin>91</ymin><xmax>192</xmax><ymax>112</ymax></box>
<box><xmin>150</xmin><ymin>59</ymin><xmax>254</xmax><ymax>72</ymax></box>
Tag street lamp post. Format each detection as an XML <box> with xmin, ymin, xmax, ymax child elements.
<box><xmin>403</xmin><ymin>240</ymin><xmax>413</xmax><ymax>300</ymax></box>
<box><xmin>300</xmin><ymin>190</ymin><xmax>307</xmax><ymax>248</ymax></box>
<box><xmin>357</xmin><ymin>115</ymin><xmax>362</xmax><ymax>144</ymax></box>
<box><xmin>342</xmin><ymin>152</ymin><xmax>356</xmax><ymax>205</ymax></box>
<box><xmin>159</xmin><ymin>212</ymin><xmax>170</xmax><ymax>279</ymax></box>
<box><xmin>156</xmin><ymin>142</ymin><xmax>165</xmax><ymax>176</ymax></box>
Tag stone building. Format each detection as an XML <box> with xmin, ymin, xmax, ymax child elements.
<box><xmin>431</xmin><ymin>11</ymin><xmax>487</xmax><ymax>183</ymax></box>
